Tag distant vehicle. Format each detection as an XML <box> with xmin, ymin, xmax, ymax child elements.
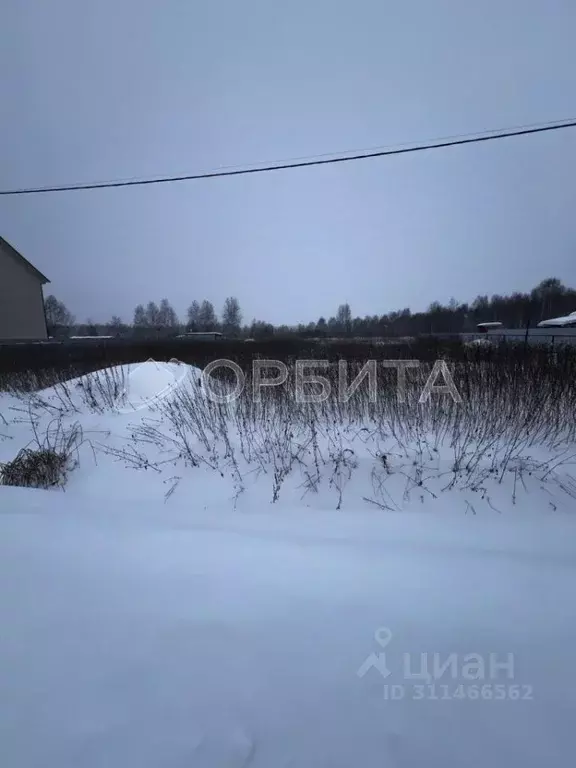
<box><xmin>476</xmin><ymin>322</ymin><xmax>503</xmax><ymax>333</ymax></box>
<box><xmin>537</xmin><ymin>311</ymin><xmax>576</xmax><ymax>328</ymax></box>
<box><xmin>175</xmin><ymin>331</ymin><xmax>225</xmax><ymax>341</ymax></box>
<box><xmin>244</xmin><ymin>338</ymin><xmax>256</xmax><ymax>343</ymax></box>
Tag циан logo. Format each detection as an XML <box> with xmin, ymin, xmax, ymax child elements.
<box><xmin>357</xmin><ymin>626</ymin><xmax>534</xmax><ymax>702</ymax></box>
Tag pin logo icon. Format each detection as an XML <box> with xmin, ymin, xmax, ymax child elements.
<box><xmin>357</xmin><ymin>627</ymin><xmax>393</xmax><ymax>679</ymax></box>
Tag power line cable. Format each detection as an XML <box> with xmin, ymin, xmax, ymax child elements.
<box><xmin>206</xmin><ymin>116</ymin><xmax>576</xmax><ymax>170</ymax></box>
<box><xmin>1</xmin><ymin>117</ymin><xmax>575</xmax><ymax>196</ymax></box>
<box><xmin>90</xmin><ymin>116</ymin><xmax>576</xmax><ymax>185</ymax></box>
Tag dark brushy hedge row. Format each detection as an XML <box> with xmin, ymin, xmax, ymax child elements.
<box><xmin>1</xmin><ymin>334</ymin><xmax>574</xmax><ymax>381</ymax></box>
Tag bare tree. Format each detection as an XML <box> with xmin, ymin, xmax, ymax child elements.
<box><xmin>145</xmin><ymin>301</ymin><xmax>160</xmax><ymax>327</ymax></box>
<box><xmin>133</xmin><ymin>304</ymin><xmax>148</xmax><ymax>327</ymax></box>
<box><xmin>222</xmin><ymin>296</ymin><xmax>242</xmax><ymax>336</ymax></box>
<box><xmin>531</xmin><ymin>278</ymin><xmax>566</xmax><ymax>321</ymax></box>
<box><xmin>158</xmin><ymin>298</ymin><xmax>179</xmax><ymax>328</ymax></box>
<box><xmin>186</xmin><ymin>300</ymin><xmax>201</xmax><ymax>330</ymax></box>
<box><xmin>336</xmin><ymin>303</ymin><xmax>352</xmax><ymax>334</ymax></box>
<box><xmin>108</xmin><ymin>315</ymin><xmax>126</xmax><ymax>335</ymax></box>
<box><xmin>44</xmin><ymin>295</ymin><xmax>74</xmax><ymax>334</ymax></box>
<box><xmin>198</xmin><ymin>300</ymin><xmax>217</xmax><ymax>331</ymax></box>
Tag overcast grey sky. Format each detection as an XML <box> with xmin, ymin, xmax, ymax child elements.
<box><xmin>1</xmin><ymin>0</ymin><xmax>575</xmax><ymax>325</ymax></box>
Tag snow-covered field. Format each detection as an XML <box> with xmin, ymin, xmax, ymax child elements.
<box><xmin>1</xmin><ymin>360</ymin><xmax>575</xmax><ymax>767</ymax></box>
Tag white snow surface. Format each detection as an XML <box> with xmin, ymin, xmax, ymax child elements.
<box><xmin>1</xmin><ymin>362</ymin><xmax>576</xmax><ymax>767</ymax></box>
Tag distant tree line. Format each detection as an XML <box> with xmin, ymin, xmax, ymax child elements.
<box><xmin>43</xmin><ymin>278</ymin><xmax>576</xmax><ymax>339</ymax></box>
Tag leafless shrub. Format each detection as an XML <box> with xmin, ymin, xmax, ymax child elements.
<box><xmin>73</xmin><ymin>366</ymin><xmax>127</xmax><ymax>412</ymax></box>
<box><xmin>35</xmin><ymin>351</ymin><xmax>573</xmax><ymax>509</ymax></box>
<box><xmin>0</xmin><ymin>448</ymin><xmax>69</xmax><ymax>489</ymax></box>
<box><xmin>0</xmin><ymin>419</ymin><xmax>85</xmax><ymax>490</ymax></box>
<box><xmin>0</xmin><ymin>365</ymin><xmax>128</xmax><ymax>415</ymax></box>
<box><xmin>100</xmin><ymin>443</ymin><xmax>164</xmax><ymax>472</ymax></box>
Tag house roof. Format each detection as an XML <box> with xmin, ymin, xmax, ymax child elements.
<box><xmin>0</xmin><ymin>235</ymin><xmax>50</xmax><ymax>284</ymax></box>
